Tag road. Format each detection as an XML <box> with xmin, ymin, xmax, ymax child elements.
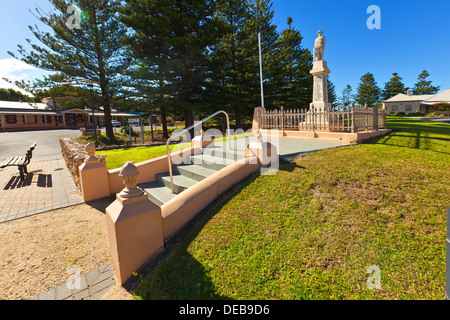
<box><xmin>0</xmin><ymin>129</ymin><xmax>83</xmax><ymax>163</ymax></box>
<box><xmin>410</xmin><ymin>116</ymin><xmax>450</xmax><ymax>124</ymax></box>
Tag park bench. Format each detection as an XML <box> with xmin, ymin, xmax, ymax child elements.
<box><xmin>0</xmin><ymin>143</ymin><xmax>37</xmax><ymax>180</ymax></box>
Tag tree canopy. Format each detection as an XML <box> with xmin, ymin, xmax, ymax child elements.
<box><xmin>381</xmin><ymin>73</ymin><xmax>408</xmax><ymax>100</ymax></box>
<box><xmin>412</xmin><ymin>70</ymin><xmax>440</xmax><ymax>95</ymax></box>
<box><xmin>355</xmin><ymin>72</ymin><xmax>381</xmax><ymax>107</ymax></box>
<box><xmin>8</xmin><ymin>0</ymin><xmax>132</xmax><ymax>141</ymax></box>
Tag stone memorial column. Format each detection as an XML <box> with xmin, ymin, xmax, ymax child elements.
<box><xmin>310</xmin><ymin>30</ymin><xmax>332</xmax><ymax>113</ymax></box>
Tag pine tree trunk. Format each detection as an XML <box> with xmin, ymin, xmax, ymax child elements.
<box><xmin>102</xmin><ymin>104</ymin><xmax>116</xmax><ymax>143</ymax></box>
<box><xmin>184</xmin><ymin>108</ymin><xmax>194</xmax><ymax>140</ymax></box>
<box><xmin>234</xmin><ymin>105</ymin><xmax>242</xmax><ymax>129</ymax></box>
<box><xmin>161</xmin><ymin>105</ymin><xmax>169</xmax><ymax>139</ymax></box>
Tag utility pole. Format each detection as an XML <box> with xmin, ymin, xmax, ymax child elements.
<box><xmin>258</xmin><ymin>32</ymin><xmax>265</xmax><ymax>109</ymax></box>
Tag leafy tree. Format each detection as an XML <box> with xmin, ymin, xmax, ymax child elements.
<box><xmin>121</xmin><ymin>0</ymin><xmax>221</xmax><ymax>136</ymax></box>
<box><xmin>0</xmin><ymin>88</ymin><xmax>34</xmax><ymax>102</ymax></box>
<box><xmin>355</xmin><ymin>72</ymin><xmax>381</xmax><ymax>107</ymax></box>
<box><xmin>271</xmin><ymin>17</ymin><xmax>313</xmax><ymax>110</ymax></box>
<box><xmin>381</xmin><ymin>72</ymin><xmax>408</xmax><ymax>100</ymax></box>
<box><xmin>120</xmin><ymin>0</ymin><xmax>175</xmax><ymax>138</ymax></box>
<box><xmin>8</xmin><ymin>0</ymin><xmax>132</xmax><ymax>142</ymax></box>
<box><xmin>339</xmin><ymin>84</ymin><xmax>353</xmax><ymax>108</ymax></box>
<box><xmin>412</xmin><ymin>70</ymin><xmax>440</xmax><ymax>95</ymax></box>
<box><xmin>241</xmin><ymin>0</ymin><xmax>279</xmax><ymax>111</ymax></box>
<box><xmin>327</xmin><ymin>79</ymin><xmax>337</xmax><ymax>108</ymax></box>
<box><xmin>209</xmin><ymin>0</ymin><xmax>252</xmax><ymax>128</ymax></box>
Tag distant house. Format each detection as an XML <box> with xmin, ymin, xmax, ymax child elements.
<box><xmin>383</xmin><ymin>88</ymin><xmax>450</xmax><ymax>115</ymax></box>
<box><xmin>0</xmin><ymin>100</ymin><xmax>139</xmax><ymax>131</ymax></box>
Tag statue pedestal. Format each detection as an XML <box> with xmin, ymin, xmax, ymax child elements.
<box><xmin>308</xmin><ymin>59</ymin><xmax>333</xmax><ymax>127</ymax></box>
<box><xmin>310</xmin><ymin>60</ymin><xmax>330</xmax><ymax>76</ymax></box>
<box><xmin>310</xmin><ymin>60</ymin><xmax>332</xmax><ymax>113</ymax></box>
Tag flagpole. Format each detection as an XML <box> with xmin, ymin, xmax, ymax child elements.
<box><xmin>258</xmin><ymin>32</ymin><xmax>265</xmax><ymax>109</ymax></box>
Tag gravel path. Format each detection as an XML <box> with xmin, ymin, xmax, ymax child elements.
<box><xmin>0</xmin><ymin>203</ymin><xmax>113</xmax><ymax>300</ymax></box>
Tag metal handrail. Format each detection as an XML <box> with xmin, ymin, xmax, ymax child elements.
<box><xmin>166</xmin><ymin>110</ymin><xmax>230</xmax><ymax>193</ymax></box>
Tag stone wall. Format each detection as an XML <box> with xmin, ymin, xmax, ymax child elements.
<box><xmin>60</xmin><ymin>138</ymin><xmax>88</xmax><ymax>189</ymax></box>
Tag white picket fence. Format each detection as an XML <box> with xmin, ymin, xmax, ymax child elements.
<box><xmin>257</xmin><ymin>105</ymin><xmax>387</xmax><ymax>133</ymax></box>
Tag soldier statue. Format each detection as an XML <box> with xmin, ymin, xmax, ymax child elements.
<box><xmin>313</xmin><ymin>30</ymin><xmax>326</xmax><ymax>61</ymax></box>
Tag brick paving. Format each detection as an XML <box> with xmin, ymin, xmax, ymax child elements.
<box><xmin>0</xmin><ymin>158</ymin><xmax>118</xmax><ymax>300</ymax></box>
<box><xmin>0</xmin><ymin>158</ymin><xmax>83</xmax><ymax>223</ymax></box>
<box><xmin>31</xmin><ymin>264</ymin><xmax>116</xmax><ymax>300</ymax></box>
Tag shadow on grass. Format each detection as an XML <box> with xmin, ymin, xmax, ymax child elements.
<box><xmin>122</xmin><ymin>167</ymin><xmax>288</xmax><ymax>300</ymax></box>
<box><xmin>367</xmin><ymin>118</ymin><xmax>450</xmax><ymax>154</ymax></box>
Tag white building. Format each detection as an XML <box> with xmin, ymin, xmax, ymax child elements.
<box><xmin>0</xmin><ymin>100</ymin><xmax>138</xmax><ymax>131</ymax></box>
<box><xmin>383</xmin><ymin>88</ymin><xmax>450</xmax><ymax>115</ymax></box>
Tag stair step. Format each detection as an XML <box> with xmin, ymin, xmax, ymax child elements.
<box><xmin>156</xmin><ymin>172</ymin><xmax>199</xmax><ymax>194</ymax></box>
<box><xmin>203</xmin><ymin>147</ymin><xmax>247</xmax><ymax>160</ymax></box>
<box><xmin>139</xmin><ymin>146</ymin><xmax>246</xmax><ymax>206</ymax></box>
<box><xmin>139</xmin><ymin>181</ymin><xmax>177</xmax><ymax>206</ymax></box>
<box><xmin>174</xmin><ymin>164</ymin><xmax>218</xmax><ymax>182</ymax></box>
<box><xmin>190</xmin><ymin>154</ymin><xmax>237</xmax><ymax>171</ymax></box>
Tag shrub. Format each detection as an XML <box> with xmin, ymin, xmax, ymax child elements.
<box><xmin>121</xmin><ymin>125</ymin><xmax>139</xmax><ymax>137</ymax></box>
<box><xmin>406</xmin><ymin>111</ymin><xmax>424</xmax><ymax>117</ymax></box>
<box><xmin>394</xmin><ymin>112</ymin><xmax>406</xmax><ymax>116</ymax></box>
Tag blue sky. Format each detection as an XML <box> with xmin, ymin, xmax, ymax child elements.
<box><xmin>1</xmin><ymin>0</ymin><xmax>449</xmax><ymax>99</ymax></box>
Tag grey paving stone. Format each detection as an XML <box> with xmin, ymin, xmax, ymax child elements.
<box><xmin>91</xmin><ymin>285</ymin><xmax>112</xmax><ymax>300</ymax></box>
<box><xmin>72</xmin><ymin>275</ymin><xmax>88</xmax><ymax>294</ymax></box>
<box><xmin>91</xmin><ymin>268</ymin><xmax>114</xmax><ymax>287</ymax></box>
<box><xmin>90</xmin><ymin>276</ymin><xmax>116</xmax><ymax>296</ymax></box>
<box><xmin>73</xmin><ymin>288</ymin><xmax>91</xmax><ymax>300</ymax></box>
<box><xmin>85</xmin><ymin>269</ymin><xmax>100</xmax><ymax>287</ymax></box>
<box><xmin>38</xmin><ymin>288</ymin><xmax>56</xmax><ymax>300</ymax></box>
<box><xmin>98</xmin><ymin>264</ymin><xmax>112</xmax><ymax>274</ymax></box>
<box><xmin>55</xmin><ymin>282</ymin><xmax>73</xmax><ymax>300</ymax></box>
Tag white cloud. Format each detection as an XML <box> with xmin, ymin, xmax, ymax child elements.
<box><xmin>0</xmin><ymin>58</ymin><xmax>36</xmax><ymax>79</ymax></box>
<box><xmin>0</xmin><ymin>59</ymin><xmax>36</xmax><ymax>96</ymax></box>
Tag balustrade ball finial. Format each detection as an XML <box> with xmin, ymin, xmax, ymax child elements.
<box><xmin>85</xmin><ymin>143</ymin><xmax>98</xmax><ymax>163</ymax></box>
<box><xmin>119</xmin><ymin>161</ymin><xmax>144</xmax><ymax>198</ymax></box>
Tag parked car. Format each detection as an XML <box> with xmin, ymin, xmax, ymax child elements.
<box><xmin>111</xmin><ymin>120</ymin><xmax>122</xmax><ymax>127</ymax></box>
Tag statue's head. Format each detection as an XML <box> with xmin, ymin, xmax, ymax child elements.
<box><xmin>317</xmin><ymin>30</ymin><xmax>323</xmax><ymax>36</ymax></box>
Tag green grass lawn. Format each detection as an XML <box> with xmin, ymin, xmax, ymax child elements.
<box><xmin>96</xmin><ymin>143</ymin><xmax>190</xmax><ymax>170</ymax></box>
<box><xmin>97</xmin><ymin>132</ymin><xmax>253</xmax><ymax>170</ymax></box>
<box><xmin>128</xmin><ymin>117</ymin><xmax>449</xmax><ymax>300</ymax></box>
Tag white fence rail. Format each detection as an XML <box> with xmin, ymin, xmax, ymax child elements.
<box><xmin>257</xmin><ymin>105</ymin><xmax>387</xmax><ymax>133</ymax></box>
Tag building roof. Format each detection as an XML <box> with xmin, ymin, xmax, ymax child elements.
<box><xmin>0</xmin><ymin>100</ymin><xmax>50</xmax><ymax>111</ymax></box>
<box><xmin>384</xmin><ymin>93</ymin><xmax>434</xmax><ymax>103</ymax></box>
<box><xmin>0</xmin><ymin>101</ymin><xmax>140</xmax><ymax>117</ymax></box>
<box><xmin>384</xmin><ymin>89</ymin><xmax>450</xmax><ymax>104</ymax></box>
<box><xmin>422</xmin><ymin>88</ymin><xmax>450</xmax><ymax>103</ymax></box>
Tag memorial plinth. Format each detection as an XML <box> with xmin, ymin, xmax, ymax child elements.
<box><xmin>310</xmin><ymin>30</ymin><xmax>332</xmax><ymax>113</ymax></box>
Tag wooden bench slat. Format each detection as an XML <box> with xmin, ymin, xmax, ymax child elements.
<box><xmin>12</xmin><ymin>156</ymin><xmax>24</xmax><ymax>166</ymax></box>
<box><xmin>9</xmin><ymin>156</ymin><xmax>19</xmax><ymax>166</ymax></box>
<box><xmin>1</xmin><ymin>157</ymin><xmax>14</xmax><ymax>167</ymax></box>
<box><xmin>1</xmin><ymin>143</ymin><xmax>36</xmax><ymax>180</ymax></box>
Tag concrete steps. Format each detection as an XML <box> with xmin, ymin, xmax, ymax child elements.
<box><xmin>138</xmin><ymin>145</ymin><xmax>244</xmax><ymax>206</ymax></box>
